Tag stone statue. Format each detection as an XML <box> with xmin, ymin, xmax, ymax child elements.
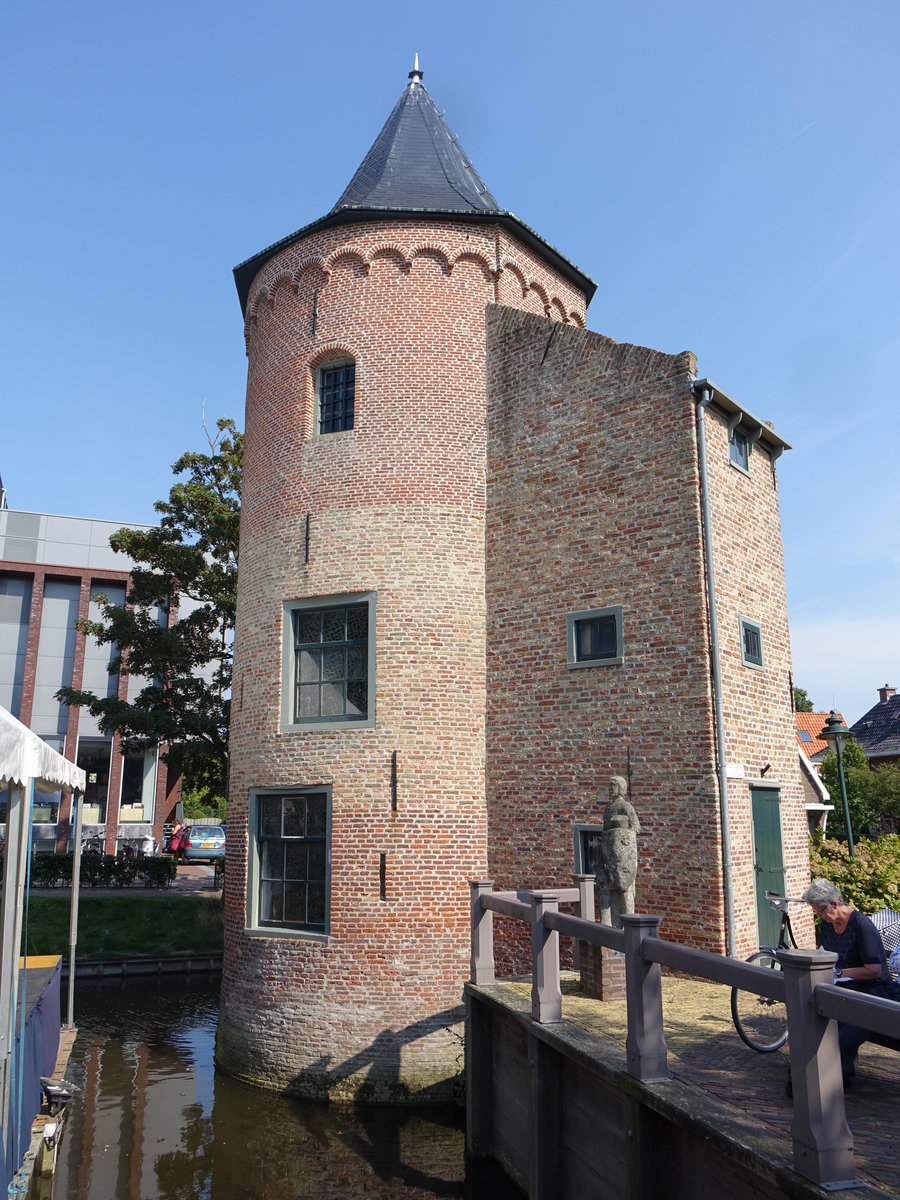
<box><xmin>597</xmin><ymin>775</ymin><xmax>640</xmax><ymax>928</ymax></box>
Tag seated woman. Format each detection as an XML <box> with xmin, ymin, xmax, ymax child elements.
<box><xmin>802</xmin><ymin>878</ymin><xmax>900</xmax><ymax>1082</ymax></box>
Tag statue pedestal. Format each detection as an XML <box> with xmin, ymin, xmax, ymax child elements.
<box><xmin>579</xmin><ymin>941</ymin><xmax>626</xmax><ymax>1001</ymax></box>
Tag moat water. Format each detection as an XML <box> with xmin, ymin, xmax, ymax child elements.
<box><xmin>52</xmin><ymin>977</ymin><xmax>523</xmax><ymax>1199</ymax></box>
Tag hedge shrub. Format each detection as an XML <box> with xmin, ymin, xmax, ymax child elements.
<box><xmin>24</xmin><ymin>853</ymin><xmax>177</xmax><ymax>890</ymax></box>
<box><xmin>809</xmin><ymin>832</ymin><xmax>900</xmax><ymax>912</ymax></box>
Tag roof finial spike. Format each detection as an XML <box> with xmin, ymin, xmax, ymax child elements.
<box><xmin>408</xmin><ymin>53</ymin><xmax>423</xmax><ymax>85</ymax></box>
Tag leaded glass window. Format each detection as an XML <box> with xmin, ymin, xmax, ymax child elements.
<box><xmin>293</xmin><ymin>602</ymin><xmax>369</xmax><ymax>722</ymax></box>
<box><xmin>258</xmin><ymin>791</ymin><xmax>328</xmax><ymax>931</ymax></box>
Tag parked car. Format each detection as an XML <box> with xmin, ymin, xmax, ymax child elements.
<box><xmin>181</xmin><ymin>824</ymin><xmax>226</xmax><ymax>863</ymax></box>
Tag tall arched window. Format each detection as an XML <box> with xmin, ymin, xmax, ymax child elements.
<box><xmin>316</xmin><ymin>360</ymin><xmax>355</xmax><ymax>434</ymax></box>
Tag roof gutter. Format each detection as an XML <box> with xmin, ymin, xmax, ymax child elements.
<box><xmin>691</xmin><ymin>377</ymin><xmax>791</xmax><ymax>457</ymax></box>
<box><xmin>691</xmin><ymin>381</ymin><xmax>736</xmax><ymax>958</ymax></box>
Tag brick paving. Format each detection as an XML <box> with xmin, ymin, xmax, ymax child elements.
<box><xmin>169</xmin><ymin>863</ymin><xmax>220</xmax><ymax>893</ymax></box>
<box><xmin>504</xmin><ymin>975</ymin><xmax>900</xmax><ymax>1197</ymax></box>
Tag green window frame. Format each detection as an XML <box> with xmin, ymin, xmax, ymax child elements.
<box><xmin>740</xmin><ymin>615</ymin><xmax>764</xmax><ymax>669</ymax></box>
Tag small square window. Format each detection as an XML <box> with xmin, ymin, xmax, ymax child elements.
<box><xmin>566</xmin><ymin>606</ymin><xmax>624</xmax><ymax>669</ymax></box>
<box><xmin>740</xmin><ymin>616</ymin><xmax>764</xmax><ymax>669</ymax></box>
<box><xmin>317</xmin><ymin>362</ymin><xmax>355</xmax><ymax>434</ymax></box>
<box><xmin>729</xmin><ymin>426</ymin><xmax>750</xmax><ymax>472</ymax></box>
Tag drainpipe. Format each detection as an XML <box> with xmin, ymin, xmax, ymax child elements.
<box><xmin>691</xmin><ymin>382</ymin><xmax>736</xmax><ymax>958</ymax></box>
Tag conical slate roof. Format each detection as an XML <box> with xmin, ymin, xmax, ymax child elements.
<box><xmin>233</xmin><ymin>61</ymin><xmax>595</xmax><ymax>314</ymax></box>
<box><xmin>333</xmin><ymin>61</ymin><xmax>501</xmax><ymax>214</ymax></box>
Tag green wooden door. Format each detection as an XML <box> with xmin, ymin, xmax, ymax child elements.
<box><xmin>750</xmin><ymin>787</ymin><xmax>785</xmax><ymax>948</ymax></box>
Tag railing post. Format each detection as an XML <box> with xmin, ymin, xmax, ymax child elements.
<box><xmin>622</xmin><ymin>913</ymin><xmax>668</xmax><ymax>1081</ymax></box>
<box><xmin>470</xmin><ymin>880</ymin><xmax>495</xmax><ymax>985</ymax></box>
<box><xmin>572</xmin><ymin>873</ymin><xmax>595</xmax><ymax>973</ymax></box>
<box><xmin>778</xmin><ymin>948</ymin><xmax>855</xmax><ymax>1189</ymax></box>
<box><xmin>529</xmin><ymin>891</ymin><xmax>561</xmax><ymax>1023</ymax></box>
<box><xmin>573</xmin><ymin>873</ymin><xmax>595</xmax><ymax>921</ymax></box>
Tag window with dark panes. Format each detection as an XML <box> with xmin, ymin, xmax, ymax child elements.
<box><xmin>293</xmin><ymin>603</ymin><xmax>368</xmax><ymax>722</ymax></box>
<box><xmin>729</xmin><ymin>426</ymin><xmax>750</xmax><ymax>471</ymax></box>
<box><xmin>318</xmin><ymin>363</ymin><xmax>355</xmax><ymax>434</ymax></box>
<box><xmin>258</xmin><ymin>791</ymin><xmax>328</xmax><ymax>931</ymax></box>
<box><xmin>574</xmin><ymin>614</ymin><xmax>618</xmax><ymax>662</ymax></box>
<box><xmin>740</xmin><ymin>616</ymin><xmax>764</xmax><ymax>668</ymax></box>
<box><xmin>566</xmin><ymin>605</ymin><xmax>624</xmax><ymax>668</ymax></box>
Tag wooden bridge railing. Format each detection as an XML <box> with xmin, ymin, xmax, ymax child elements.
<box><xmin>470</xmin><ymin>878</ymin><xmax>900</xmax><ymax>1191</ymax></box>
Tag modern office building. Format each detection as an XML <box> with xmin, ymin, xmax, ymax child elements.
<box><xmin>0</xmin><ymin>507</ymin><xmax>179</xmax><ymax>854</ymax></box>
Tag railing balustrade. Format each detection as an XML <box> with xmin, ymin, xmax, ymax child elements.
<box><xmin>469</xmin><ymin>878</ymin><xmax>900</xmax><ymax>1190</ymax></box>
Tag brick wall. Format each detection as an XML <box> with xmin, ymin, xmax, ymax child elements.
<box><xmin>484</xmin><ymin>309</ymin><xmax>727</xmax><ymax>962</ymax></box>
<box><xmin>700</xmin><ymin>405</ymin><xmax>813</xmax><ymax>952</ymax></box>
<box><xmin>220</xmin><ymin>218</ymin><xmax>585</xmax><ymax>1100</ymax></box>
<box><xmin>483</xmin><ymin>309</ymin><xmax>809</xmax><ymax>963</ymax></box>
<box><xmin>222</xmin><ymin>222</ymin><xmax>807</xmax><ymax>1099</ymax></box>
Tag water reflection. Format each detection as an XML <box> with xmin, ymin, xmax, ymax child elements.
<box><xmin>53</xmin><ymin>978</ymin><xmax>522</xmax><ymax>1200</ymax></box>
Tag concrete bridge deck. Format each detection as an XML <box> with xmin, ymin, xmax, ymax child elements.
<box><xmin>493</xmin><ymin>973</ymin><xmax>899</xmax><ymax>1197</ymax></box>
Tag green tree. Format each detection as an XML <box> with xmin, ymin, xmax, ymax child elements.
<box><xmin>810</xmin><ymin>832</ymin><xmax>900</xmax><ymax>912</ymax></box>
<box><xmin>866</xmin><ymin>762</ymin><xmax>900</xmax><ymax>834</ymax></box>
<box><xmin>181</xmin><ymin>783</ymin><xmax>227</xmax><ymax>823</ymax></box>
<box><xmin>793</xmin><ymin>686</ymin><xmax>814</xmax><ymax>713</ymax></box>
<box><xmin>58</xmin><ymin>417</ymin><xmax>241</xmax><ymax>799</ymax></box>
<box><xmin>820</xmin><ymin>738</ymin><xmax>900</xmax><ymax>840</ymax></box>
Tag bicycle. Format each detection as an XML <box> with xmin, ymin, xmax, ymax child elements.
<box><xmin>730</xmin><ymin>891</ymin><xmax>801</xmax><ymax>1052</ymax></box>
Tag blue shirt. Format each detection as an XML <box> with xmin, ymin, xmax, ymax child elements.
<box><xmin>819</xmin><ymin>909</ymin><xmax>891</xmax><ymax>984</ymax></box>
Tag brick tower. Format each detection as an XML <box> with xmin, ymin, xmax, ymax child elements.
<box><xmin>218</xmin><ymin>60</ymin><xmax>594</xmax><ymax>1100</ymax></box>
<box><xmin>220</xmin><ymin>60</ymin><xmax>807</xmax><ymax>1102</ymax></box>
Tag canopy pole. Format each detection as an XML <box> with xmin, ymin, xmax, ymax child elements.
<box><xmin>66</xmin><ymin>788</ymin><xmax>85</xmax><ymax>1029</ymax></box>
<box><xmin>0</xmin><ymin>779</ymin><xmax>32</xmax><ymax>1163</ymax></box>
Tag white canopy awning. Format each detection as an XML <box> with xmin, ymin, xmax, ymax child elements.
<box><xmin>0</xmin><ymin>706</ymin><xmax>86</xmax><ymax>794</ymax></box>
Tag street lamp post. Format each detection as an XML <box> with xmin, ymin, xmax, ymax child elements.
<box><xmin>819</xmin><ymin>710</ymin><xmax>855</xmax><ymax>857</ymax></box>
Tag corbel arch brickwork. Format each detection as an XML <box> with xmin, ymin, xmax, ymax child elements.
<box><xmin>243</xmin><ymin>219</ymin><xmax>588</xmax><ymax>350</ymax></box>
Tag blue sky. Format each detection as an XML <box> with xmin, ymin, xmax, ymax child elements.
<box><xmin>2</xmin><ymin>1</ymin><xmax>897</xmax><ymax>724</ymax></box>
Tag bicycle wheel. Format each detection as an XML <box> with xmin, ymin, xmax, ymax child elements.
<box><xmin>731</xmin><ymin>950</ymin><xmax>788</xmax><ymax>1052</ymax></box>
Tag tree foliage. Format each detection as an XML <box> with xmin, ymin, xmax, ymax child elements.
<box><xmin>820</xmin><ymin>738</ymin><xmax>900</xmax><ymax>840</ymax></box>
<box><xmin>57</xmin><ymin>417</ymin><xmax>241</xmax><ymax>797</ymax></box>
<box><xmin>182</xmin><ymin>783</ymin><xmax>227</xmax><ymax>823</ymax></box>
<box><xmin>793</xmin><ymin>686</ymin><xmax>814</xmax><ymax>713</ymax></box>
<box><xmin>810</xmin><ymin>832</ymin><xmax>900</xmax><ymax>913</ymax></box>
<box><xmin>865</xmin><ymin>763</ymin><xmax>900</xmax><ymax>834</ymax></box>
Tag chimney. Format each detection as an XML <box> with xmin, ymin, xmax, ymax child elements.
<box><xmin>879</xmin><ymin>684</ymin><xmax>897</xmax><ymax>704</ymax></box>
